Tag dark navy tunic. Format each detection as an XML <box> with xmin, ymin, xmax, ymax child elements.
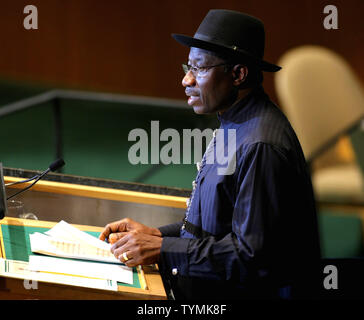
<box><xmin>159</xmin><ymin>87</ymin><xmax>321</xmax><ymax>299</ymax></box>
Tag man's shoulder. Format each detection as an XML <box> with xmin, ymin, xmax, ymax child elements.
<box><xmin>235</xmin><ymin>98</ymin><xmax>296</xmax><ymax>149</ymax></box>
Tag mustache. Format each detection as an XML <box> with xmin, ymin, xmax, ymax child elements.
<box><xmin>185</xmin><ymin>89</ymin><xmax>199</xmax><ymax>97</ymax></box>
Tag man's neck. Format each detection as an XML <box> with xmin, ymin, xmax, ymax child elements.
<box><xmin>218</xmin><ymin>88</ymin><xmax>253</xmax><ymax>115</ymax></box>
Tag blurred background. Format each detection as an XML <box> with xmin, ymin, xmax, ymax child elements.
<box><xmin>0</xmin><ymin>0</ymin><xmax>364</xmax><ymax>260</ymax></box>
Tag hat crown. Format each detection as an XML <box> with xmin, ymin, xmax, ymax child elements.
<box><xmin>171</xmin><ymin>9</ymin><xmax>281</xmax><ymax>72</ymax></box>
<box><xmin>194</xmin><ymin>9</ymin><xmax>265</xmax><ymax>59</ymax></box>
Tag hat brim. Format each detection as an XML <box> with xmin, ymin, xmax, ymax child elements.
<box><xmin>172</xmin><ymin>33</ymin><xmax>281</xmax><ymax>73</ymax></box>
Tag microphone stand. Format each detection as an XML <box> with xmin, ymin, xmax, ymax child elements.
<box><xmin>6</xmin><ymin>159</ymin><xmax>65</xmax><ymax>200</ymax></box>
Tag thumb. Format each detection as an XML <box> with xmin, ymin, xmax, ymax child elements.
<box><xmin>109</xmin><ymin>232</ymin><xmax>128</xmax><ymax>244</ymax></box>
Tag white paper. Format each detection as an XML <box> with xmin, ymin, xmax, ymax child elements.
<box><xmin>45</xmin><ymin>220</ymin><xmax>110</xmax><ymax>251</ymax></box>
<box><xmin>0</xmin><ymin>258</ymin><xmax>118</xmax><ymax>291</ymax></box>
<box><xmin>29</xmin><ymin>220</ymin><xmax>121</xmax><ymax>264</ymax></box>
<box><xmin>28</xmin><ymin>255</ymin><xmax>133</xmax><ymax>285</ymax></box>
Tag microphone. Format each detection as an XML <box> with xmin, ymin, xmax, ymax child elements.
<box><xmin>48</xmin><ymin>158</ymin><xmax>65</xmax><ymax>172</ymax></box>
<box><xmin>6</xmin><ymin>158</ymin><xmax>65</xmax><ymax>200</ymax></box>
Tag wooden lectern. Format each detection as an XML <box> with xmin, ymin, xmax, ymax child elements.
<box><xmin>0</xmin><ymin>217</ymin><xmax>167</xmax><ymax>299</ymax></box>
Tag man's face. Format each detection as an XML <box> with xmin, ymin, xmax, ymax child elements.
<box><xmin>182</xmin><ymin>48</ymin><xmax>237</xmax><ymax>114</ymax></box>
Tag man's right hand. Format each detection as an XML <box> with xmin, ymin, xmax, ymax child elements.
<box><xmin>99</xmin><ymin>218</ymin><xmax>162</xmax><ymax>244</ymax></box>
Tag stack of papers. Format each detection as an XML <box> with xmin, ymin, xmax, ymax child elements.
<box><xmin>28</xmin><ymin>221</ymin><xmax>133</xmax><ymax>286</ymax></box>
<box><xmin>0</xmin><ymin>258</ymin><xmax>118</xmax><ymax>291</ymax></box>
<box><xmin>30</xmin><ymin>220</ymin><xmax>119</xmax><ymax>264</ymax></box>
<box><xmin>28</xmin><ymin>255</ymin><xmax>133</xmax><ymax>285</ymax></box>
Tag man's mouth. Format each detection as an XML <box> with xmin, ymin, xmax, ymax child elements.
<box><xmin>187</xmin><ymin>96</ymin><xmax>200</xmax><ymax>106</ymax></box>
<box><xmin>185</xmin><ymin>90</ymin><xmax>200</xmax><ymax>106</ymax></box>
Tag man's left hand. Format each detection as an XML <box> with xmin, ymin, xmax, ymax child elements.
<box><xmin>110</xmin><ymin>230</ymin><xmax>162</xmax><ymax>267</ymax></box>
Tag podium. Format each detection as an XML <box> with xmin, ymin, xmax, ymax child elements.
<box><xmin>0</xmin><ymin>217</ymin><xmax>167</xmax><ymax>299</ymax></box>
<box><xmin>0</xmin><ymin>167</ymin><xmax>189</xmax><ymax>299</ymax></box>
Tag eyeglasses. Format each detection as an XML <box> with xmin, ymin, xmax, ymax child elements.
<box><xmin>182</xmin><ymin>63</ymin><xmax>229</xmax><ymax>77</ymax></box>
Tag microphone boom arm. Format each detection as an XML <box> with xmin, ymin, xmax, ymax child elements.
<box><xmin>6</xmin><ymin>159</ymin><xmax>65</xmax><ymax>201</ymax></box>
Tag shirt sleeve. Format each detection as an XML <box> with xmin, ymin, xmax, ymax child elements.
<box><xmin>158</xmin><ymin>222</ymin><xmax>183</xmax><ymax>237</ymax></box>
<box><xmin>159</xmin><ymin>142</ymin><xmax>295</xmax><ymax>283</ymax></box>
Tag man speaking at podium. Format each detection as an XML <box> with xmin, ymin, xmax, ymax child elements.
<box><xmin>100</xmin><ymin>9</ymin><xmax>320</xmax><ymax>299</ymax></box>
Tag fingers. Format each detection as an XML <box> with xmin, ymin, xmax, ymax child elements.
<box><xmin>99</xmin><ymin>226</ymin><xmax>110</xmax><ymax>241</ymax></box>
<box><xmin>99</xmin><ymin>222</ymin><xmax>117</xmax><ymax>241</ymax></box>
<box><xmin>111</xmin><ymin>238</ymin><xmax>133</xmax><ymax>265</ymax></box>
<box><xmin>110</xmin><ymin>233</ymin><xmax>130</xmax><ymax>255</ymax></box>
<box><xmin>99</xmin><ymin>218</ymin><xmax>131</xmax><ymax>241</ymax></box>
<box><xmin>109</xmin><ymin>232</ymin><xmax>128</xmax><ymax>244</ymax></box>
<box><xmin>110</xmin><ymin>232</ymin><xmax>162</xmax><ymax>267</ymax></box>
<box><xmin>110</xmin><ymin>232</ymin><xmax>142</xmax><ymax>267</ymax></box>
<box><xmin>118</xmin><ymin>250</ymin><xmax>137</xmax><ymax>267</ymax></box>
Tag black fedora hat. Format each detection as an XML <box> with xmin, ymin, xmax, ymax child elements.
<box><xmin>172</xmin><ymin>9</ymin><xmax>281</xmax><ymax>72</ymax></box>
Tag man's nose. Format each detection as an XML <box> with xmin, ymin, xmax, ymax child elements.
<box><xmin>182</xmin><ymin>71</ymin><xmax>196</xmax><ymax>87</ymax></box>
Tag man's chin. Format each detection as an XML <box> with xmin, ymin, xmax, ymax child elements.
<box><xmin>192</xmin><ymin>105</ymin><xmax>210</xmax><ymax>115</ymax></box>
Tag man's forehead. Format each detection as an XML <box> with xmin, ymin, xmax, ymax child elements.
<box><xmin>188</xmin><ymin>47</ymin><xmax>225</xmax><ymax>63</ymax></box>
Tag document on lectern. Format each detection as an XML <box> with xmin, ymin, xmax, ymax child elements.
<box><xmin>29</xmin><ymin>220</ymin><xmax>120</xmax><ymax>264</ymax></box>
<box><xmin>29</xmin><ymin>220</ymin><xmax>133</xmax><ymax>285</ymax></box>
<box><xmin>28</xmin><ymin>255</ymin><xmax>133</xmax><ymax>285</ymax></box>
<box><xmin>0</xmin><ymin>258</ymin><xmax>118</xmax><ymax>291</ymax></box>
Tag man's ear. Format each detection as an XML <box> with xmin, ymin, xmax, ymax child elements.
<box><xmin>232</xmin><ymin>65</ymin><xmax>248</xmax><ymax>87</ymax></box>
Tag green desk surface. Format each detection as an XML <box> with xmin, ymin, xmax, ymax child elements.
<box><xmin>0</xmin><ymin>224</ymin><xmax>141</xmax><ymax>289</ymax></box>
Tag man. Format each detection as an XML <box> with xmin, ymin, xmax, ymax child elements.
<box><xmin>100</xmin><ymin>9</ymin><xmax>321</xmax><ymax>299</ymax></box>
